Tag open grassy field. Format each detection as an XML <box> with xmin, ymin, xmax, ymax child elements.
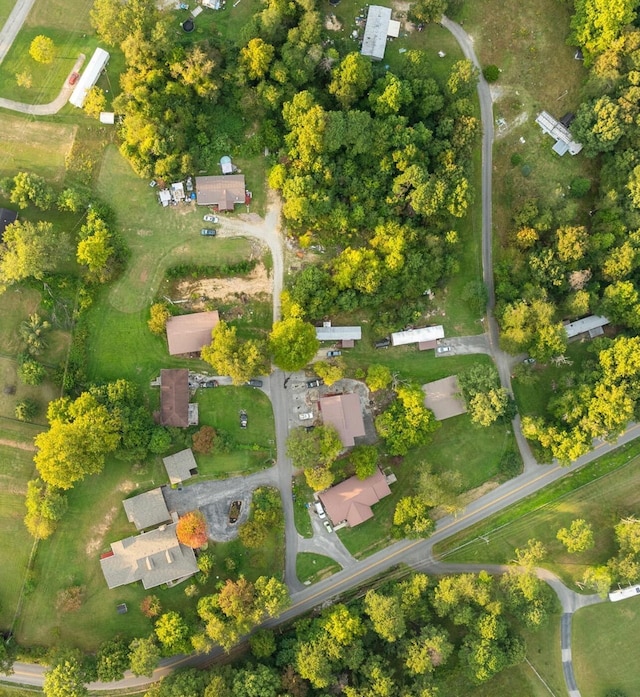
<box><xmin>292</xmin><ymin>474</ymin><xmax>314</xmax><ymax>538</ymax></box>
<box><xmin>0</xmin><ymin>0</ymin><xmax>97</xmax><ymax>103</ymax></box>
<box><xmin>0</xmin><ymin>420</ymin><xmax>41</xmax><ymax>631</ymax></box>
<box><xmin>296</xmin><ymin>553</ymin><xmax>342</xmax><ymax>584</ymax></box>
<box><xmin>194</xmin><ymin>386</ymin><xmax>276</xmax><ymax>477</ymax></box>
<box><xmin>0</xmin><ymin>0</ymin><xmax>15</xmax><ymax>26</ymax></box>
<box><xmin>437</xmin><ymin>440</ymin><xmax>640</xmax><ymax>591</ymax></box>
<box><xmin>0</xmin><ymin>114</ymin><xmax>76</xmax><ymax>183</ymax></box>
<box><xmin>573</xmin><ymin>600</ymin><xmax>640</xmax><ymax>697</ymax></box>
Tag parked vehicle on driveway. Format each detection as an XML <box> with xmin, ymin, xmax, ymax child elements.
<box><xmin>201</xmin><ymin>228</ymin><xmax>216</xmax><ymax>236</ymax></box>
<box><xmin>375</xmin><ymin>337</ymin><xmax>391</xmax><ymax>349</ymax></box>
<box><xmin>323</xmin><ymin>520</ymin><xmax>333</xmax><ymax>533</ymax></box>
<box><xmin>436</xmin><ymin>346</ymin><xmax>451</xmax><ymax>354</ymax></box>
<box><xmin>68</xmin><ymin>71</ymin><xmax>79</xmax><ymax>85</ymax></box>
<box><xmin>306</xmin><ymin>378</ymin><xmax>323</xmax><ymax>388</ymax></box>
<box><xmin>326</xmin><ymin>349</ymin><xmax>342</xmax><ymax>358</ymax></box>
<box><xmin>203</xmin><ymin>214</ymin><xmax>218</xmax><ymax>223</ymax></box>
<box><xmin>314</xmin><ymin>501</ymin><xmax>326</xmax><ymax>519</ymax></box>
<box><xmin>523</xmin><ymin>357</ymin><xmax>536</xmax><ymax>364</ymax></box>
<box><xmin>246</xmin><ymin>379</ymin><xmax>263</xmax><ymax>387</ymax></box>
<box><xmin>299</xmin><ymin>412</ymin><xmax>314</xmax><ymax>420</ymax></box>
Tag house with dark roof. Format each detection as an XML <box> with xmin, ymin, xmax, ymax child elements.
<box><xmin>100</xmin><ymin>523</ymin><xmax>198</xmax><ymax>590</ymax></box>
<box><xmin>122</xmin><ymin>488</ymin><xmax>172</xmax><ymax>531</ymax></box>
<box><xmin>165</xmin><ymin>310</ymin><xmax>220</xmax><ymax>356</ymax></box>
<box><xmin>318</xmin><ymin>468</ymin><xmax>392</xmax><ymax>527</ymax></box>
<box><xmin>195</xmin><ymin>174</ymin><xmax>245</xmax><ymax>210</ymax></box>
<box><xmin>159</xmin><ymin>369</ymin><xmax>198</xmax><ymax>428</ymax></box>
<box><xmin>319</xmin><ymin>393</ymin><xmax>366</xmax><ymax>447</ymax></box>
<box><xmin>163</xmin><ymin>448</ymin><xmax>198</xmax><ymax>486</ymax></box>
<box><xmin>0</xmin><ymin>208</ymin><xmax>17</xmax><ymax>240</ymax></box>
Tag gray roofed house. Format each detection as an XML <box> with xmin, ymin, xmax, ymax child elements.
<box><xmin>361</xmin><ymin>5</ymin><xmax>393</xmax><ymax>61</ymax></box>
<box><xmin>315</xmin><ymin>323</ymin><xmax>362</xmax><ymax>342</ymax></box>
<box><xmin>122</xmin><ymin>488</ymin><xmax>171</xmax><ymax>531</ymax></box>
<box><xmin>163</xmin><ymin>448</ymin><xmax>198</xmax><ymax>486</ymax></box>
<box><xmin>100</xmin><ymin>523</ymin><xmax>198</xmax><ymax>590</ymax></box>
<box><xmin>195</xmin><ymin>174</ymin><xmax>245</xmax><ymax>210</ymax></box>
<box><xmin>535</xmin><ymin>111</ymin><xmax>583</xmax><ymax>156</ymax></box>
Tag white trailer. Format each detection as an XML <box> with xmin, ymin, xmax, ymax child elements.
<box><xmin>69</xmin><ymin>48</ymin><xmax>110</xmax><ymax>108</ymax></box>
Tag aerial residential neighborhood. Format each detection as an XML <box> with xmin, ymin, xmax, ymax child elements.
<box><xmin>0</xmin><ymin>0</ymin><xmax>640</xmax><ymax>695</ymax></box>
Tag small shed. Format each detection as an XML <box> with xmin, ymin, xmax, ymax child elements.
<box><xmin>163</xmin><ymin>448</ymin><xmax>198</xmax><ymax>486</ymax></box>
<box><xmin>171</xmin><ymin>182</ymin><xmax>185</xmax><ymax>201</ymax></box>
<box><xmin>158</xmin><ymin>189</ymin><xmax>171</xmax><ymax>207</ymax></box>
<box><xmin>99</xmin><ymin>111</ymin><xmax>115</xmax><ymax>124</ymax></box>
<box><xmin>220</xmin><ymin>156</ymin><xmax>234</xmax><ymax>174</ymax></box>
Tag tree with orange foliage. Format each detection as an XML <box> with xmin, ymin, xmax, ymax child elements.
<box><xmin>176</xmin><ymin>510</ymin><xmax>208</xmax><ymax>548</ymax></box>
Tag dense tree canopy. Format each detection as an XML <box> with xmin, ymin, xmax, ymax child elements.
<box><xmin>375</xmin><ymin>385</ymin><xmax>438</xmax><ymax>455</ymax></box>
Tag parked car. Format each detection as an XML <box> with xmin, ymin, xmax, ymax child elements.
<box><xmin>201</xmin><ymin>228</ymin><xmax>217</xmax><ymax>236</ymax></box>
<box><xmin>375</xmin><ymin>337</ymin><xmax>391</xmax><ymax>349</ymax></box>
<box><xmin>246</xmin><ymin>379</ymin><xmax>263</xmax><ymax>388</ymax></box>
<box><xmin>323</xmin><ymin>520</ymin><xmax>333</xmax><ymax>533</ymax></box>
<box><xmin>306</xmin><ymin>378</ymin><xmax>323</xmax><ymax>388</ymax></box>
<box><xmin>314</xmin><ymin>501</ymin><xmax>326</xmax><ymax>519</ymax></box>
<box><xmin>436</xmin><ymin>346</ymin><xmax>452</xmax><ymax>354</ymax></box>
<box><xmin>203</xmin><ymin>214</ymin><xmax>219</xmax><ymax>223</ymax></box>
<box><xmin>203</xmin><ymin>380</ymin><xmax>219</xmax><ymax>388</ymax></box>
<box><xmin>326</xmin><ymin>349</ymin><xmax>342</xmax><ymax>358</ymax></box>
<box><xmin>299</xmin><ymin>412</ymin><xmax>314</xmax><ymax>420</ymax></box>
<box><xmin>239</xmin><ymin>410</ymin><xmax>248</xmax><ymax>428</ymax></box>
<box><xmin>523</xmin><ymin>357</ymin><xmax>536</xmax><ymax>364</ymax></box>
<box><xmin>68</xmin><ymin>71</ymin><xmax>79</xmax><ymax>85</ymax></box>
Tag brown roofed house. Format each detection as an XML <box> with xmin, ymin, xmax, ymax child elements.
<box><xmin>195</xmin><ymin>174</ymin><xmax>245</xmax><ymax>211</ymax></box>
<box><xmin>319</xmin><ymin>468</ymin><xmax>392</xmax><ymax>527</ymax></box>
<box><xmin>122</xmin><ymin>488</ymin><xmax>172</xmax><ymax>531</ymax></box>
<box><xmin>165</xmin><ymin>310</ymin><xmax>220</xmax><ymax>356</ymax></box>
<box><xmin>319</xmin><ymin>393</ymin><xmax>365</xmax><ymax>447</ymax></box>
<box><xmin>160</xmin><ymin>369</ymin><xmax>190</xmax><ymax>427</ymax></box>
<box><xmin>100</xmin><ymin>523</ymin><xmax>198</xmax><ymax>590</ymax></box>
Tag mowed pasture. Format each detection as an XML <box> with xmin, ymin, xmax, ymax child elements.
<box><xmin>0</xmin><ymin>419</ymin><xmax>42</xmax><ymax>632</ymax></box>
<box><xmin>573</xmin><ymin>601</ymin><xmax>640</xmax><ymax>697</ymax></box>
<box><xmin>0</xmin><ymin>114</ymin><xmax>76</xmax><ymax>182</ymax></box>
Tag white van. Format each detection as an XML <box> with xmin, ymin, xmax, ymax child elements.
<box><xmin>314</xmin><ymin>501</ymin><xmax>326</xmax><ymax>519</ymax></box>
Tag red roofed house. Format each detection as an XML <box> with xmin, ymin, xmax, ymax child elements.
<box><xmin>318</xmin><ymin>393</ymin><xmax>365</xmax><ymax>447</ymax></box>
<box><xmin>318</xmin><ymin>468</ymin><xmax>392</xmax><ymax>527</ymax></box>
<box><xmin>165</xmin><ymin>310</ymin><xmax>219</xmax><ymax>356</ymax></box>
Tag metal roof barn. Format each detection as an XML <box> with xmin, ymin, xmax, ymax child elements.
<box><xmin>361</xmin><ymin>5</ymin><xmax>392</xmax><ymax>61</ymax></box>
<box><xmin>391</xmin><ymin>325</ymin><xmax>445</xmax><ymax>347</ymax></box>
<box><xmin>69</xmin><ymin>48</ymin><xmax>110</xmax><ymax>108</ymax></box>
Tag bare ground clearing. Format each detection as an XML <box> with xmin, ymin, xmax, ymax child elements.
<box><xmin>176</xmin><ymin>262</ymin><xmax>272</xmax><ymax>307</ymax></box>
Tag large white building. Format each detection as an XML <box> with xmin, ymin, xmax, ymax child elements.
<box><xmin>360</xmin><ymin>5</ymin><xmax>400</xmax><ymax>61</ymax></box>
<box><xmin>69</xmin><ymin>48</ymin><xmax>110</xmax><ymax>108</ymax></box>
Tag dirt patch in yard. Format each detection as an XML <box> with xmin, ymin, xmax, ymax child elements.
<box><xmin>176</xmin><ymin>262</ymin><xmax>272</xmax><ymax>309</ymax></box>
<box><xmin>85</xmin><ymin>505</ymin><xmax>118</xmax><ymax>556</ymax></box>
<box><xmin>0</xmin><ymin>438</ymin><xmax>36</xmax><ymax>451</ymax></box>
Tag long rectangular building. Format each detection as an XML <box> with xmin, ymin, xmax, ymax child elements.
<box><xmin>69</xmin><ymin>48</ymin><xmax>110</xmax><ymax>108</ymax></box>
<box><xmin>391</xmin><ymin>325</ymin><xmax>445</xmax><ymax>347</ymax></box>
<box><xmin>361</xmin><ymin>5</ymin><xmax>392</xmax><ymax>61</ymax></box>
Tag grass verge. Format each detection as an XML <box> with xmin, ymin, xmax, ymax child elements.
<box><xmin>296</xmin><ymin>553</ymin><xmax>342</xmax><ymax>585</ymax></box>
<box><xmin>292</xmin><ymin>474</ymin><xmax>313</xmax><ymax>539</ymax></box>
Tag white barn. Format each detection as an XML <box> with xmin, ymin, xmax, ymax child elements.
<box><xmin>69</xmin><ymin>48</ymin><xmax>110</xmax><ymax>108</ymax></box>
<box><xmin>361</xmin><ymin>5</ymin><xmax>393</xmax><ymax>61</ymax></box>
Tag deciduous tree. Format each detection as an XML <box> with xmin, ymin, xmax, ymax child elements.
<box><xmin>155</xmin><ymin>611</ymin><xmax>192</xmax><ymax>655</ymax></box>
<box><xmin>43</xmin><ymin>658</ymin><xmax>87</xmax><ymax>697</ymax></box>
<box><xmin>269</xmin><ymin>317</ymin><xmax>319</xmax><ymax>371</ymax></box>
<box><xmin>393</xmin><ymin>496</ymin><xmax>435</xmax><ymax>539</ymax></box>
<box><xmin>129</xmin><ymin>636</ymin><xmax>160</xmax><ymax>677</ymax></box>
<box><xmin>176</xmin><ymin>510</ymin><xmax>208</xmax><ymax>548</ymax></box>
<box><xmin>364</xmin><ymin>590</ymin><xmax>406</xmax><ymax>642</ymax></box>
<box><xmin>375</xmin><ymin>385</ymin><xmax>438</xmax><ymax>455</ymax></box>
<box><xmin>96</xmin><ymin>637</ymin><xmax>129</xmax><ymax>682</ymax></box>
<box><xmin>350</xmin><ymin>445</ymin><xmax>378</xmax><ymax>480</ymax></box>
<box><xmin>148</xmin><ymin>303</ymin><xmax>171</xmax><ymax>336</ymax></box>
<box><xmin>556</xmin><ymin>519</ymin><xmax>595</xmax><ymax>553</ymax></box>
<box><xmin>366</xmin><ymin>364</ymin><xmax>392</xmax><ymax>392</ymax></box>
<box><xmin>29</xmin><ymin>35</ymin><xmax>55</xmax><ymax>64</ymax></box>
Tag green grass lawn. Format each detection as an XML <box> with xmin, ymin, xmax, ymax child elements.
<box><xmin>573</xmin><ymin>601</ymin><xmax>640</xmax><ymax>697</ymax></box>
<box><xmin>512</xmin><ymin>341</ymin><xmax>593</xmax><ymax>419</ymax></box>
<box><xmin>296</xmin><ymin>553</ymin><xmax>341</xmax><ymax>585</ymax></box>
<box><xmin>0</xmin><ymin>114</ymin><xmax>77</xmax><ymax>183</ymax></box>
<box><xmin>0</xmin><ymin>0</ymin><xmax>97</xmax><ymax>103</ymax></box>
<box><xmin>436</xmin><ymin>440</ymin><xmax>640</xmax><ymax>590</ymax></box>
<box><xmin>0</xmin><ymin>439</ymin><xmax>38</xmax><ymax>631</ymax></box>
<box><xmin>0</xmin><ymin>0</ymin><xmax>16</xmax><ymax>25</ymax></box>
<box><xmin>292</xmin><ymin>474</ymin><xmax>313</xmax><ymax>538</ymax></box>
<box><xmin>194</xmin><ymin>386</ymin><xmax>276</xmax><ymax>477</ymax></box>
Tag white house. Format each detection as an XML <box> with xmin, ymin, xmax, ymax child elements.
<box><xmin>69</xmin><ymin>48</ymin><xmax>110</xmax><ymax>108</ymax></box>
